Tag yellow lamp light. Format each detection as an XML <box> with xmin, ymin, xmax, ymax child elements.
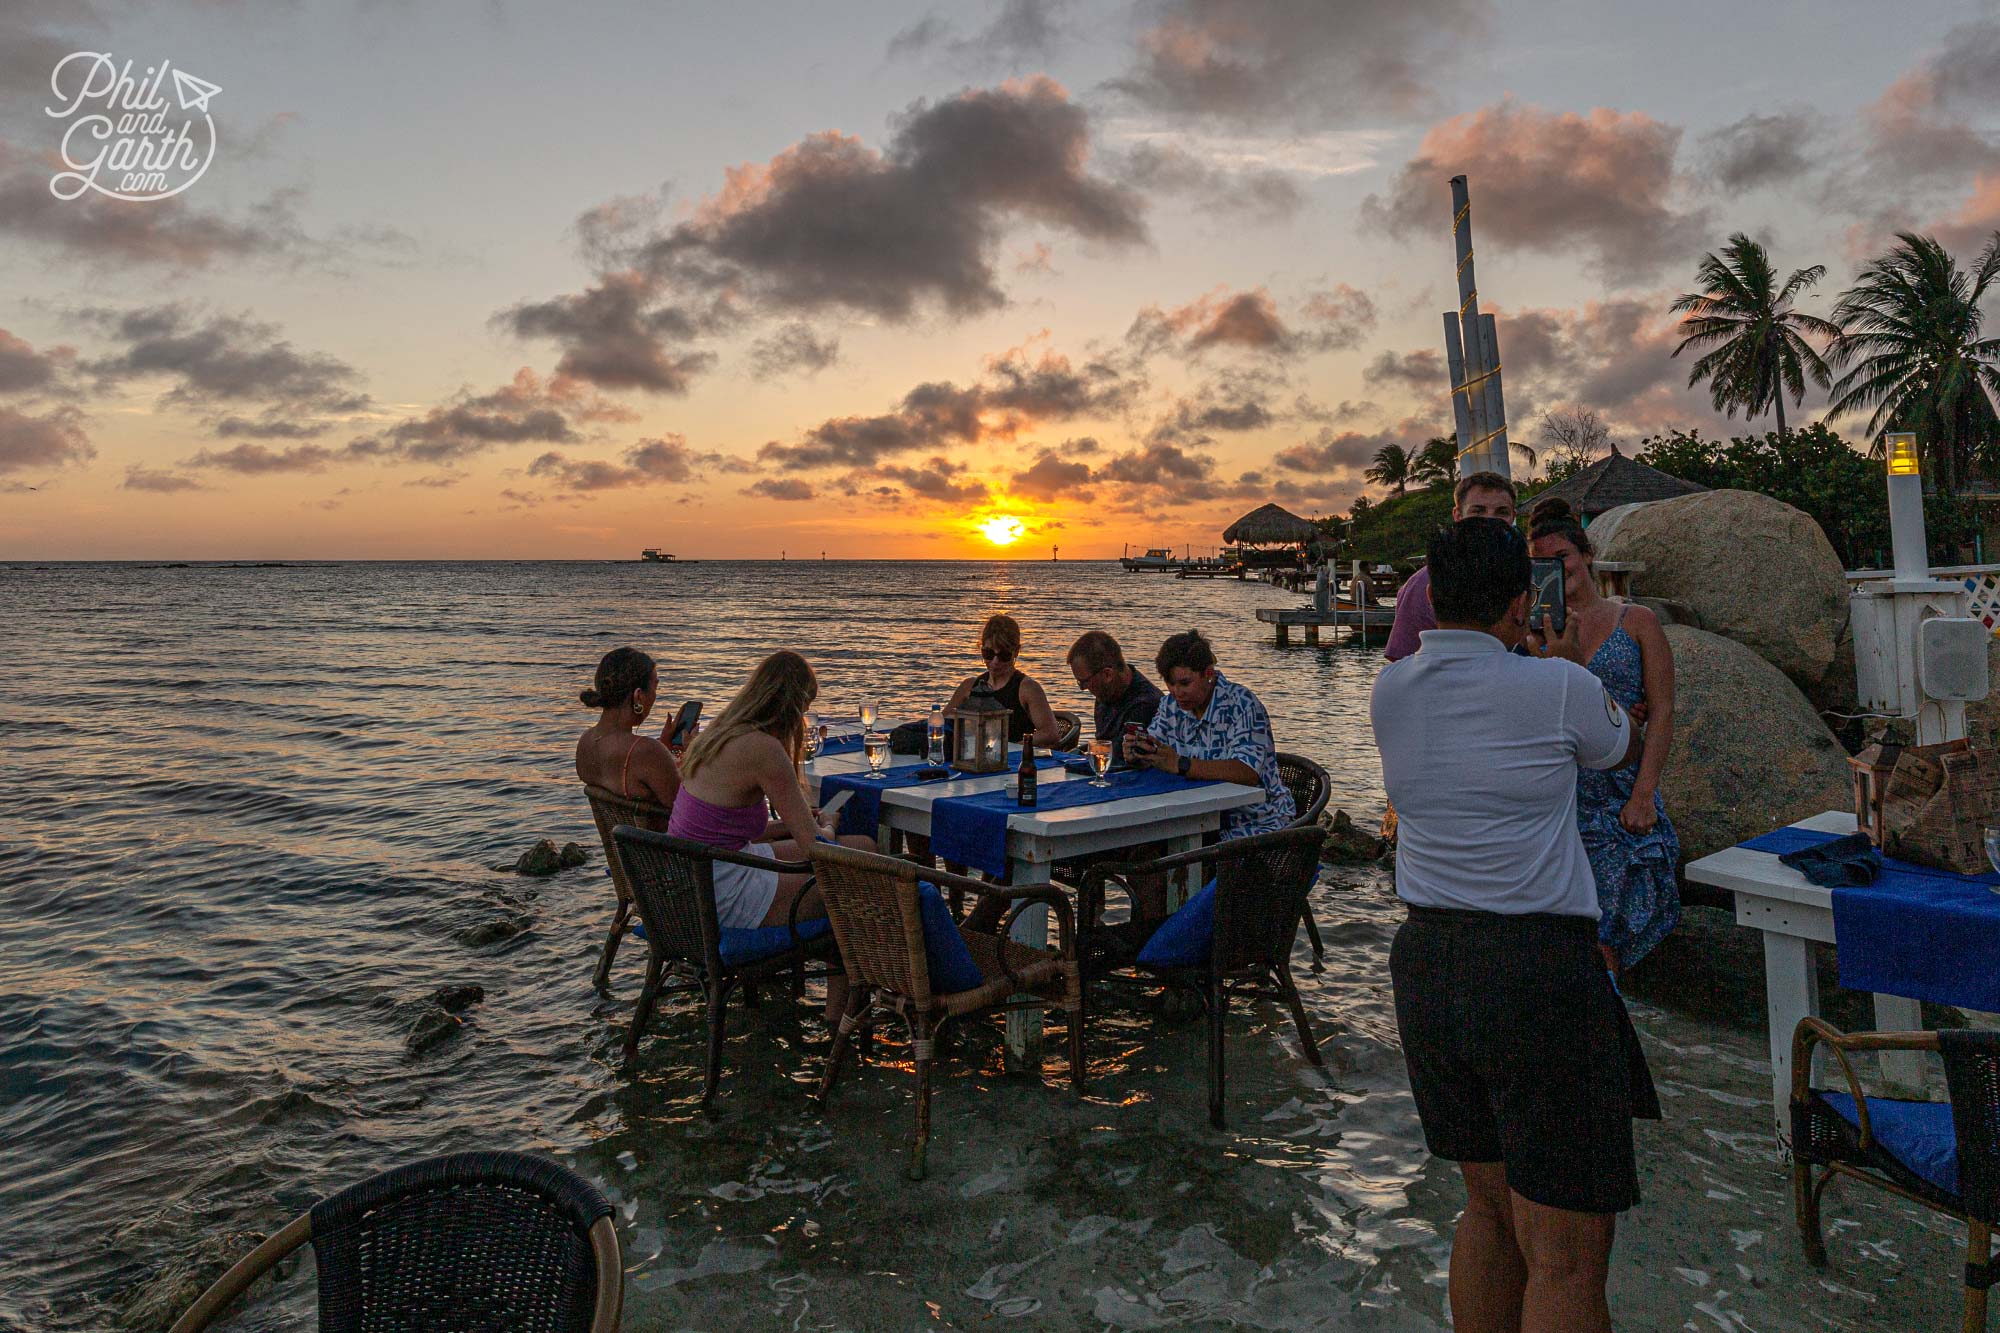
<box><xmin>1887</xmin><ymin>432</ymin><xmax>1921</xmax><ymax>476</ymax></box>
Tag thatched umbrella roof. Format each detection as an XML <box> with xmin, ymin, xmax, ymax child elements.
<box><xmin>1224</xmin><ymin>502</ymin><xmax>1321</xmax><ymax>545</ymax></box>
<box><xmin>1531</xmin><ymin>445</ymin><xmax>1707</xmax><ymax>518</ymax></box>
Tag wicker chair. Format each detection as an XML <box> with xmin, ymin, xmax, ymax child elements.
<box><xmin>582</xmin><ymin>783</ymin><xmax>673</xmax><ymax>991</ymax></box>
<box><xmin>1079</xmin><ymin>825</ymin><xmax>1328</xmax><ymax>1129</ymax></box>
<box><xmin>1274</xmin><ymin>752</ymin><xmax>1331</xmax><ymax>970</ymax></box>
<box><xmin>610</xmin><ymin>825</ymin><xmax>837</xmax><ymax>1107</ymax></box>
<box><xmin>1051</xmin><ymin>709</ymin><xmax>1083</xmax><ymax>751</ymax></box>
<box><xmin>806</xmin><ymin>843</ymin><xmax>1084</xmax><ymax>1180</ymax></box>
<box><xmin>169</xmin><ymin>1150</ymin><xmax>621</xmax><ymax>1333</ymax></box>
<box><xmin>1791</xmin><ymin>1018</ymin><xmax>1997</xmax><ymax>1331</ymax></box>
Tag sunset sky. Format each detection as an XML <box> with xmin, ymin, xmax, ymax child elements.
<box><xmin>2</xmin><ymin>0</ymin><xmax>1997</xmax><ymax>559</ymax></box>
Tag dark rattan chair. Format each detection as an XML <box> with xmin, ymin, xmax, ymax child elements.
<box><xmin>1274</xmin><ymin>752</ymin><xmax>1331</xmax><ymax>970</ymax></box>
<box><xmin>1051</xmin><ymin>709</ymin><xmax>1083</xmax><ymax>751</ymax></box>
<box><xmin>1079</xmin><ymin>825</ymin><xmax>1328</xmax><ymax>1129</ymax></box>
<box><xmin>583</xmin><ymin>783</ymin><xmax>673</xmax><ymax>991</ymax></box>
<box><xmin>169</xmin><ymin>1150</ymin><xmax>621</xmax><ymax>1333</ymax></box>
<box><xmin>1791</xmin><ymin>1018</ymin><xmax>1997</xmax><ymax>1330</ymax></box>
<box><xmin>610</xmin><ymin>825</ymin><xmax>838</xmax><ymax>1107</ymax></box>
<box><xmin>807</xmin><ymin>843</ymin><xmax>1084</xmax><ymax>1180</ymax></box>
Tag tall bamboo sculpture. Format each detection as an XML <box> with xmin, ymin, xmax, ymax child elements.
<box><xmin>1441</xmin><ymin>176</ymin><xmax>1511</xmax><ymax>478</ymax></box>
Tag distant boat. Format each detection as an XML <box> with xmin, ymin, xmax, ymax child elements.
<box><xmin>1120</xmin><ymin>546</ymin><xmax>1179</xmax><ymax>572</ymax></box>
<box><xmin>639</xmin><ymin>549</ymin><xmax>698</xmax><ymax>563</ymax></box>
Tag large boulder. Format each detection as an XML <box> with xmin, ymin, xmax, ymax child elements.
<box><xmin>1582</xmin><ymin>501</ymin><xmax>1650</xmax><ymax>556</ymax></box>
<box><xmin>1660</xmin><ymin>625</ymin><xmax>1852</xmax><ymax>864</ymax></box>
<box><xmin>1596</xmin><ymin>489</ymin><xmax>1846</xmax><ymax>689</ymax></box>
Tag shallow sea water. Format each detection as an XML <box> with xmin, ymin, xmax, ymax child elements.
<box><xmin>0</xmin><ymin>560</ymin><xmax>1966</xmax><ymax>1330</ymax></box>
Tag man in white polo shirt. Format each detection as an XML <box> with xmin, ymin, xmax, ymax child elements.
<box><xmin>1372</xmin><ymin>517</ymin><xmax>1657</xmax><ymax>1333</ymax></box>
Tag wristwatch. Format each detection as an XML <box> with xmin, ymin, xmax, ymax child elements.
<box><xmin>1177</xmin><ymin>754</ymin><xmax>1193</xmax><ymax>777</ymax></box>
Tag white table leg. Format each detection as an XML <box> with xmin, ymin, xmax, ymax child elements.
<box><xmin>1003</xmin><ymin>855</ymin><xmax>1050</xmax><ymax>1073</ymax></box>
<box><xmin>1163</xmin><ymin>832</ymin><xmax>1204</xmax><ymax>912</ymax></box>
<box><xmin>1762</xmin><ymin>931</ymin><xmax>1822</xmax><ymax>1147</ymax></box>
<box><xmin>1872</xmin><ymin>993</ymin><xmax>1927</xmax><ymax>1096</ymax></box>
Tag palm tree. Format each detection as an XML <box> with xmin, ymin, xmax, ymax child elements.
<box><xmin>1827</xmin><ymin>230</ymin><xmax>2000</xmax><ymax>495</ymax></box>
<box><xmin>1670</xmin><ymin>234</ymin><xmax>1841</xmax><ymax>439</ymax></box>
<box><xmin>1363</xmin><ymin>442</ymin><xmax>1412</xmax><ymax>494</ymax></box>
<box><xmin>1410</xmin><ymin>435</ymin><xmax>1459</xmax><ymax>488</ymax></box>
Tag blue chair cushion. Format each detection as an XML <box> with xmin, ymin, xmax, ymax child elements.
<box><xmin>919</xmin><ymin>884</ymin><xmax>984</xmax><ymax>993</ymax></box>
<box><xmin>1819</xmin><ymin>1091</ymin><xmax>1959</xmax><ymax>1195</ymax></box>
<box><xmin>716</xmin><ymin>916</ymin><xmax>832</xmax><ymax>967</ymax></box>
<box><xmin>1136</xmin><ymin>877</ymin><xmax>1219</xmax><ymax>969</ymax></box>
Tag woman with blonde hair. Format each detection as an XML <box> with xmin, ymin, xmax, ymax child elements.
<box><xmin>670</xmin><ymin>651</ymin><xmax>873</xmax><ymax>1017</ymax></box>
<box><xmin>944</xmin><ymin>613</ymin><xmax>1062</xmax><ymax>747</ymax></box>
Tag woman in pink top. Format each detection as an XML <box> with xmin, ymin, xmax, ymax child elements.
<box><xmin>672</xmin><ymin>650</ymin><xmax>873</xmax><ymax>1019</ymax></box>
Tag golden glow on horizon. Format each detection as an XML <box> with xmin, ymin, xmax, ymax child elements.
<box><xmin>978</xmin><ymin>515</ymin><xmax>1026</xmax><ymax>546</ymax></box>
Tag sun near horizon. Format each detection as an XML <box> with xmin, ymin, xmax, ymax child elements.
<box><xmin>978</xmin><ymin>515</ymin><xmax>1026</xmax><ymax>547</ymax></box>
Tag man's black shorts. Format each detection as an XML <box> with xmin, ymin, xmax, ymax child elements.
<box><xmin>1390</xmin><ymin>904</ymin><xmax>1661</xmax><ymax>1214</ymax></box>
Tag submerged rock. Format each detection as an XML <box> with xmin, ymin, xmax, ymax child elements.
<box><xmin>454</xmin><ymin>915</ymin><xmax>531</xmax><ymax>947</ymax></box>
<box><xmin>406</xmin><ymin>1006</ymin><xmax>463</xmax><ymax>1055</ymax></box>
<box><xmin>119</xmin><ymin>1229</ymin><xmax>263</xmax><ymax>1331</ymax></box>
<box><xmin>431</xmin><ymin>983</ymin><xmax>485</xmax><ymax>1013</ymax></box>
<box><xmin>1658</xmin><ymin>625</ymin><xmax>1850</xmax><ymax>864</ymax></box>
<box><xmin>1598</xmin><ymin>489</ymin><xmax>1845</xmax><ymax>689</ymax></box>
<box><xmin>559</xmin><ymin>841</ymin><xmax>589</xmax><ymax>868</ymax></box>
<box><xmin>1317</xmin><ymin>809</ymin><xmax>1386</xmax><ymax>863</ymax></box>
<box><xmin>515</xmin><ymin>839</ymin><xmax>563</xmax><ymax>876</ymax></box>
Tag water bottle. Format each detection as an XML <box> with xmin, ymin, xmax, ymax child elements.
<box><xmin>928</xmin><ymin>702</ymin><xmax>945</xmax><ymax>765</ymax></box>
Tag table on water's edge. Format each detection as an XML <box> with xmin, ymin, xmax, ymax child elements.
<box><xmin>803</xmin><ymin>747</ymin><xmax>1263</xmax><ymax>1069</ymax></box>
<box><xmin>1681</xmin><ymin>810</ymin><xmax>1929</xmax><ymax>1147</ymax></box>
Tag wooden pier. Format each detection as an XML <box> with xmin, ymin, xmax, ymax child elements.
<box><xmin>1255</xmin><ymin>604</ymin><xmax>1395</xmax><ymax>645</ymax></box>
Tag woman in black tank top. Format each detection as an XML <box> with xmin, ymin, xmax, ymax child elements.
<box><xmin>945</xmin><ymin>613</ymin><xmax>1062</xmax><ymax>746</ymax></box>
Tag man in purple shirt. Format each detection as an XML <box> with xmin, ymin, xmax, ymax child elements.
<box><xmin>1382</xmin><ymin>471</ymin><xmax>1521</xmax><ymax>662</ymax></box>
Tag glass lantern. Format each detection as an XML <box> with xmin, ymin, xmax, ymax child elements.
<box><xmin>949</xmin><ymin>689</ymin><xmax>1011</xmax><ymax>774</ymax></box>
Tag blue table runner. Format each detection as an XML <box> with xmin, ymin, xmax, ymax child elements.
<box><xmin>932</xmin><ymin>768</ymin><xmax>1216</xmax><ymax>878</ymax></box>
<box><xmin>818</xmin><ymin>753</ymin><xmax>1072</xmax><ymax>840</ymax></box>
<box><xmin>1740</xmin><ymin>827</ymin><xmax>2000</xmax><ymax>1011</ymax></box>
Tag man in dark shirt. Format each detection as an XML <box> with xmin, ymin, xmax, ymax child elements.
<box><xmin>1067</xmin><ymin>630</ymin><xmax>1162</xmax><ymax>768</ymax></box>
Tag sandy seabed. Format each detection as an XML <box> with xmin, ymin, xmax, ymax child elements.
<box><xmin>582</xmin><ymin>867</ymin><xmax>1967</xmax><ymax>1332</ymax></box>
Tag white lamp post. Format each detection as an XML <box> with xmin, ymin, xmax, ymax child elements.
<box><xmin>1851</xmin><ymin>431</ymin><xmax>1985</xmax><ymax>746</ymax></box>
<box><xmin>1885</xmin><ymin>432</ymin><xmax>1927</xmax><ymax>580</ymax></box>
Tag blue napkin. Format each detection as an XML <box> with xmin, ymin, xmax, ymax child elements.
<box><xmin>1777</xmin><ymin>832</ymin><xmax>1882</xmax><ymax>887</ymax></box>
<box><xmin>1741</xmin><ymin>826</ymin><xmax>2000</xmax><ymax>1010</ymax></box>
<box><xmin>930</xmin><ymin>767</ymin><xmax>1210</xmax><ymax>878</ymax></box>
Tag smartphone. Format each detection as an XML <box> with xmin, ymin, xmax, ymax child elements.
<box><xmin>667</xmin><ymin>699</ymin><xmax>701</xmax><ymax>746</ymax></box>
<box><xmin>1529</xmin><ymin>557</ymin><xmax>1567</xmax><ymax>637</ymax></box>
<box><xmin>820</xmin><ymin>789</ymin><xmax>854</xmax><ymax>819</ymax></box>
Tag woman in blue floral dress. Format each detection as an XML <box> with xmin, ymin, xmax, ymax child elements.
<box><xmin>1529</xmin><ymin>498</ymin><xmax>1681</xmax><ymax>973</ymax></box>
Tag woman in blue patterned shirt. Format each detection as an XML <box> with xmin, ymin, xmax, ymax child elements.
<box><xmin>1130</xmin><ymin>630</ymin><xmax>1295</xmax><ymax>838</ymax></box>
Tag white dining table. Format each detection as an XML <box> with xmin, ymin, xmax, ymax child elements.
<box><xmin>804</xmin><ymin>743</ymin><xmax>1262</xmax><ymax>1069</ymax></box>
<box><xmin>1681</xmin><ymin>809</ymin><xmax>1929</xmax><ymax>1146</ymax></box>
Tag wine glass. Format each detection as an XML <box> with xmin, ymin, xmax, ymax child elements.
<box><xmin>1087</xmin><ymin>738</ymin><xmax>1113</xmax><ymax>787</ymax></box>
<box><xmin>863</xmin><ymin>730</ymin><xmax>890</xmax><ymax>779</ymax></box>
<box><xmin>859</xmin><ymin>699</ymin><xmax>878</xmax><ymax>732</ymax></box>
<box><xmin>802</xmin><ymin>711</ymin><xmax>821</xmax><ymax>766</ymax></box>
<box><xmin>1983</xmin><ymin>827</ymin><xmax>2000</xmax><ymax>891</ymax></box>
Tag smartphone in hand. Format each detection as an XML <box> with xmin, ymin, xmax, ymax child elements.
<box><xmin>666</xmin><ymin>700</ymin><xmax>701</xmax><ymax>747</ymax></box>
<box><xmin>1528</xmin><ymin>558</ymin><xmax>1567</xmax><ymax>637</ymax></box>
